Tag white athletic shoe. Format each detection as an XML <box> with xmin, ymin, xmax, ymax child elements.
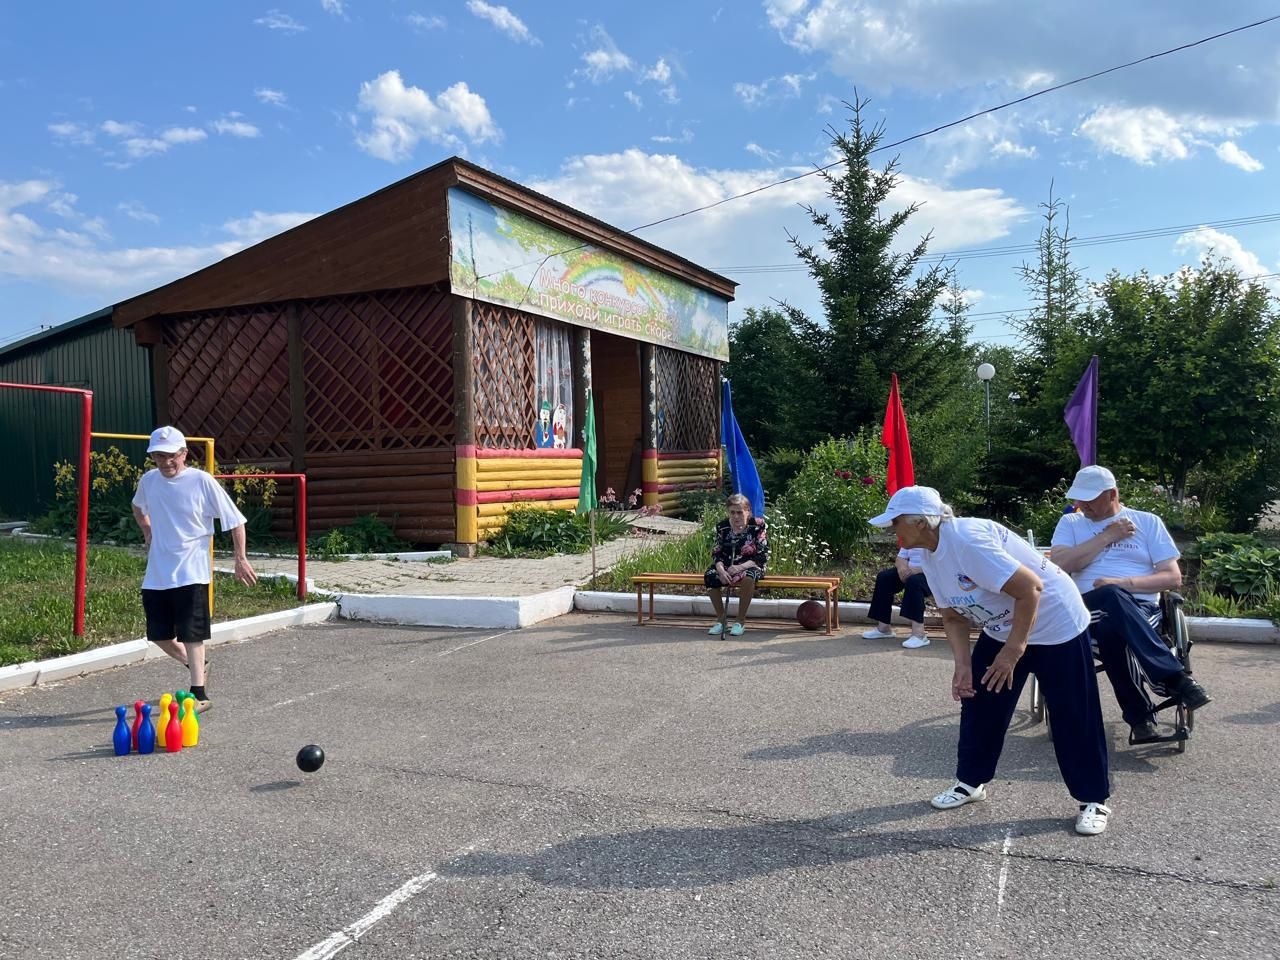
<box><xmin>861</xmin><ymin>627</ymin><xmax>897</xmax><ymax>640</ymax></box>
<box><xmin>1075</xmin><ymin>802</ymin><xmax>1111</xmax><ymax>836</ymax></box>
<box><xmin>902</xmin><ymin>635</ymin><xmax>930</xmax><ymax>649</ymax></box>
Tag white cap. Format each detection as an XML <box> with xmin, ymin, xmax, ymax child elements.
<box><xmin>867</xmin><ymin>485</ymin><xmax>945</xmax><ymax>528</ymax></box>
<box><xmin>1065</xmin><ymin>465</ymin><xmax>1117</xmax><ymax>501</ymax></box>
<box><xmin>147</xmin><ymin>426</ymin><xmax>187</xmax><ymax>454</ymax></box>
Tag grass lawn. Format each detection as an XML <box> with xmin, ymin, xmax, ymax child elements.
<box><xmin>0</xmin><ymin>537</ymin><xmax>320</xmax><ymax>667</ymax></box>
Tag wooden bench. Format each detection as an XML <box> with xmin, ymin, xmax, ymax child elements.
<box><xmin>630</xmin><ymin>573</ymin><xmax>842</xmax><ymax>634</ymax></box>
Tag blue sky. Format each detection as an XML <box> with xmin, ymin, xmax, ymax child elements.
<box><xmin>4</xmin><ymin>1</ymin><xmax>1280</xmax><ymax>349</ymax></box>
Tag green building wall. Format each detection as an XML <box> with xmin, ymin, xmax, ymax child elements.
<box><xmin>0</xmin><ymin>317</ymin><xmax>153</xmax><ymax>519</ymax></box>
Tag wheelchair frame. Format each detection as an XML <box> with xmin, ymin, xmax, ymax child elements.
<box><xmin>1028</xmin><ymin>590</ymin><xmax>1194</xmax><ymax>753</ymax></box>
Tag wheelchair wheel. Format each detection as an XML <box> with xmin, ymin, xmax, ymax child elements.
<box><xmin>1162</xmin><ymin>598</ymin><xmax>1193</xmax><ymax>753</ymax></box>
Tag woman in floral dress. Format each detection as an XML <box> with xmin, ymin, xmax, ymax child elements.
<box><xmin>704</xmin><ymin>493</ymin><xmax>768</xmax><ymax>637</ymax></box>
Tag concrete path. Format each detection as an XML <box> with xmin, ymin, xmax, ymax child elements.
<box><xmin>1</xmin><ymin>614</ymin><xmax>1276</xmax><ymax>959</ymax></box>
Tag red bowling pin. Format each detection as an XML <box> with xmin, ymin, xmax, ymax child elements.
<box><xmin>131</xmin><ymin>699</ymin><xmax>145</xmax><ymax>750</ymax></box>
<box><xmin>165</xmin><ymin>701</ymin><xmax>183</xmax><ymax>753</ymax></box>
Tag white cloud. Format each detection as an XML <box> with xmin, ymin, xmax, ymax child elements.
<box><xmin>991</xmin><ymin>139</ymin><xmax>1036</xmax><ymax>160</ymax></box>
<box><xmin>255</xmin><ymin>10</ymin><xmax>306</xmax><ymax>32</ymax></box>
<box><xmin>407</xmin><ymin>12</ymin><xmax>446</xmax><ymax>30</ymax></box>
<box><xmin>745</xmin><ymin>142</ymin><xmax>779</xmax><ymax>162</ymax></box>
<box><xmin>46</xmin><ymin>192</ymin><xmax>78</xmax><ymax>218</ymax></box>
<box><xmin>123</xmin><ymin>137</ymin><xmax>172</xmax><ymax>158</ymax></box>
<box><xmin>49</xmin><ymin>121</ymin><xmax>94</xmax><ymax>145</ymax></box>
<box><xmin>1173</xmin><ymin>227</ymin><xmax>1276</xmax><ymax>289</ymax></box>
<box><xmin>354</xmin><ymin>71</ymin><xmax>499</xmax><ymax>162</ymax></box>
<box><xmin>162</xmin><ymin>126</ymin><xmax>208</xmax><ymax>144</ymax></box>
<box><xmin>100</xmin><ymin>119</ymin><xmax>143</xmax><ymax>137</ymax></box>
<box><xmin>320</xmin><ymin>0</ymin><xmax>346</xmax><ymax>16</ymax></box>
<box><xmin>1215</xmin><ymin>140</ymin><xmax>1263</xmax><ymax>173</ymax></box>
<box><xmin>212</xmin><ymin>119</ymin><xmax>261</xmax><ymax>138</ymax></box>
<box><xmin>651</xmin><ymin>128</ymin><xmax>694</xmax><ymax>144</ymax></box>
<box><xmin>466</xmin><ymin>1</ymin><xmax>538</xmax><ymax>44</ymax></box>
<box><xmin>624</xmin><ymin>91</ymin><xmax>643</xmax><ymax>110</ymax></box>
<box><xmin>734</xmin><ymin>72</ymin><xmax>813</xmax><ymax>107</ymax></box>
<box><xmin>529</xmin><ymin>150</ymin><xmax>1024</xmax><ymax>320</ymax></box>
<box><xmin>644</xmin><ymin>59</ymin><xmax>671</xmax><ymax>84</ymax></box>
<box><xmin>1076</xmin><ymin>106</ymin><xmax>1192</xmax><ymax>165</ymax></box>
<box><xmin>581</xmin><ymin>28</ymin><xmax>632</xmax><ymax>83</ymax></box>
<box><xmin>255</xmin><ymin>88</ymin><xmax>288</xmax><ymax>107</ymax></box>
<box><xmin>0</xmin><ymin>178</ymin><xmax>318</xmax><ymax>300</ymax></box>
<box><xmin>118</xmin><ymin>201</ymin><xmax>160</xmax><ymax>224</ymax></box>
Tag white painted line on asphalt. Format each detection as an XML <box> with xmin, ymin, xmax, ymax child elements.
<box><xmin>290</xmin><ymin>841</ymin><xmax>485</xmax><ymax>960</ymax></box>
<box><xmin>271</xmin><ymin>681</ymin><xmax>350</xmax><ymax>709</ymax></box>
<box><xmin>995</xmin><ymin>830</ymin><xmax>1014</xmax><ymax>920</ymax></box>
<box><xmin>435</xmin><ymin>628</ymin><xmax>516</xmax><ymax>658</ymax></box>
<box><xmin>291</xmin><ymin>870</ymin><xmax>440</xmax><ymax>960</ymax></box>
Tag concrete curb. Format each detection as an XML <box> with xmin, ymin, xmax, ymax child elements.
<box><xmin>335</xmin><ymin>586</ymin><xmax>576</xmax><ymax>630</ymax></box>
<box><xmin>0</xmin><ymin>603</ymin><xmax>338</xmax><ymax>693</ymax></box>
<box><xmin>572</xmin><ymin>590</ymin><xmax>1280</xmax><ymax>643</ymax></box>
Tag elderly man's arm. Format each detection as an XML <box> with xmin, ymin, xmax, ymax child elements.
<box><xmin>1050</xmin><ymin>516</ymin><xmax>1136</xmax><ymax>573</ymax></box>
<box><xmin>1093</xmin><ymin>557</ymin><xmax>1181</xmax><ymax>593</ymax></box>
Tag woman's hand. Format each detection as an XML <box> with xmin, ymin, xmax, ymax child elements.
<box><xmin>951</xmin><ymin>663</ymin><xmax>975</xmax><ymax>701</ymax></box>
<box><xmin>980</xmin><ymin>644</ymin><xmax>1024</xmax><ymax>693</ymax></box>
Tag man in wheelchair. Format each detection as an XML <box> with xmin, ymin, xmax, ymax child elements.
<box><xmin>1049</xmin><ymin>466</ymin><xmax>1211</xmax><ymax>744</ymax></box>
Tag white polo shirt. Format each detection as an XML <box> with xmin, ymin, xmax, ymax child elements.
<box><xmin>1051</xmin><ymin>507</ymin><xmax>1178</xmax><ymax>602</ymax></box>
<box><xmin>132</xmin><ymin>467</ymin><xmax>246</xmax><ymax>590</ymax></box>
<box><xmin>921</xmin><ymin>517</ymin><xmax>1090</xmax><ymax>646</ymax></box>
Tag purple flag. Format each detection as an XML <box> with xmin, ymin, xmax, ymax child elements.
<box><xmin>1064</xmin><ymin>355</ymin><xmax>1098</xmax><ymax>466</ymax></box>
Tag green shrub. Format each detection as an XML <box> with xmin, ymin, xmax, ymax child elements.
<box><xmin>41</xmin><ymin>446</ymin><xmax>145</xmax><ymax>544</ymax></box>
<box><xmin>757</xmin><ymin>446</ymin><xmax>806</xmax><ymax>498</ymax></box>
<box><xmin>344</xmin><ymin>514</ymin><xmax>409</xmax><ymax>553</ymax></box>
<box><xmin>1201</xmin><ymin>546</ymin><xmax>1280</xmax><ymax>603</ymax></box>
<box><xmin>776</xmin><ymin>433</ymin><xmax>887</xmax><ymax>560</ymax></box>
<box><xmin>1185</xmin><ymin>531</ymin><xmax>1262</xmax><ymax>561</ymax></box>
<box><xmin>309</xmin><ymin>528</ymin><xmax>352</xmax><ymax>560</ymax></box>
<box><xmin>487</xmin><ymin>507</ymin><xmax>630</xmax><ymax>557</ymax></box>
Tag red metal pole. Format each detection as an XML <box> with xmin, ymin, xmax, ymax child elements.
<box><xmin>74</xmin><ymin>392</ymin><xmax>92</xmax><ymax>636</ymax></box>
<box><xmin>296</xmin><ymin>475</ymin><xmax>307</xmax><ymax>601</ymax></box>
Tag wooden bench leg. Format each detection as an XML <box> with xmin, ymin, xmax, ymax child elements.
<box><xmin>636</xmin><ymin>585</ymin><xmax>643</xmax><ymax>625</ymax></box>
<box><xmin>825</xmin><ymin>591</ymin><xmax>833</xmax><ymax>635</ymax></box>
<box><xmin>648</xmin><ymin>584</ymin><xmax>655</xmax><ymax>622</ymax></box>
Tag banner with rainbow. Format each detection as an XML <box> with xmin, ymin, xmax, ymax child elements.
<box><xmin>447</xmin><ymin>188</ymin><xmax>729</xmax><ymax>361</ymax></box>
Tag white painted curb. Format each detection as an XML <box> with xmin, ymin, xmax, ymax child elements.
<box><xmin>572</xmin><ymin>590</ymin><xmax>1280</xmax><ymax>643</ymax></box>
<box><xmin>336</xmin><ymin>586</ymin><xmax>575</xmax><ymax>630</ymax></box>
<box><xmin>245</xmin><ymin>549</ymin><xmax>452</xmax><ymax>562</ymax></box>
<box><xmin>0</xmin><ymin>603</ymin><xmax>337</xmax><ymax>693</ymax></box>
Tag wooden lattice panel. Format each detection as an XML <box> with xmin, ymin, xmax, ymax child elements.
<box><xmin>472</xmin><ymin>302</ymin><xmax>537</xmax><ymax>448</ymax></box>
<box><xmin>655</xmin><ymin>346</ymin><xmax>719</xmax><ymax>452</ymax></box>
<box><xmin>301</xmin><ymin>287</ymin><xmax>454</xmax><ymax>453</ymax></box>
<box><xmin>165</xmin><ymin>305</ymin><xmax>292</xmax><ymax>463</ymax></box>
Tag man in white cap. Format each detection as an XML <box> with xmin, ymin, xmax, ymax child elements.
<box><xmin>131</xmin><ymin>426</ymin><xmax>257</xmax><ymax>712</ymax></box>
<box><xmin>869</xmin><ymin>486</ymin><xmax>1112</xmax><ymax>836</ymax></box>
<box><xmin>1050</xmin><ymin>465</ymin><xmax>1210</xmax><ymax>743</ymax></box>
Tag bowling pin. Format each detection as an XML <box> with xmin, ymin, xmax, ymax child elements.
<box><xmin>138</xmin><ymin>704</ymin><xmax>156</xmax><ymax>754</ymax></box>
<box><xmin>156</xmin><ymin>693</ymin><xmax>172</xmax><ymax>749</ymax></box>
<box><xmin>181</xmin><ymin>695</ymin><xmax>199</xmax><ymax>747</ymax></box>
<box><xmin>131</xmin><ymin>699</ymin><xmax>145</xmax><ymax>750</ymax></box>
<box><xmin>112</xmin><ymin>705</ymin><xmax>131</xmax><ymax>756</ymax></box>
<box><xmin>165</xmin><ymin>701</ymin><xmax>182</xmax><ymax>753</ymax></box>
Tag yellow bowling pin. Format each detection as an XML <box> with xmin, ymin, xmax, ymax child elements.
<box><xmin>156</xmin><ymin>694</ymin><xmax>172</xmax><ymax>749</ymax></box>
<box><xmin>180</xmin><ymin>695</ymin><xmax>199</xmax><ymax>747</ymax></box>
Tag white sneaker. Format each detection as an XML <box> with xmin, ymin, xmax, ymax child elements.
<box><xmin>861</xmin><ymin>627</ymin><xmax>897</xmax><ymax>640</ymax></box>
<box><xmin>1075</xmin><ymin>802</ymin><xmax>1111</xmax><ymax>836</ymax></box>
<box><xmin>902</xmin><ymin>635</ymin><xmax>930</xmax><ymax>649</ymax></box>
<box><xmin>931</xmin><ymin>780</ymin><xmax>987</xmax><ymax>810</ymax></box>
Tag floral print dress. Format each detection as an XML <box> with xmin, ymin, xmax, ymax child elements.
<box><xmin>704</xmin><ymin>517</ymin><xmax>769</xmax><ymax>587</ymax></box>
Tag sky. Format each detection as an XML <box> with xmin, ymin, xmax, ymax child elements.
<box><xmin>5</xmin><ymin>1</ymin><xmax>1280</xmax><ymax>354</ymax></box>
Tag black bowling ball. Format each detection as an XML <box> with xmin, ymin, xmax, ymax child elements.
<box><xmin>296</xmin><ymin>744</ymin><xmax>325</xmax><ymax>773</ymax></box>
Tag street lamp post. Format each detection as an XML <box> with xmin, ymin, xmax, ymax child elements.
<box><xmin>977</xmin><ymin>362</ymin><xmax>995</xmax><ymax>454</ymax></box>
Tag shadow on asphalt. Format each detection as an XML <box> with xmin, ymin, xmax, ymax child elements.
<box><xmin>1221</xmin><ymin>701</ymin><xmax>1280</xmax><ymax>726</ymax></box>
<box><xmin>250</xmin><ymin>780</ymin><xmax>303</xmax><ymax>792</ymax></box>
<box><xmin>0</xmin><ymin>705</ymin><xmax>116</xmax><ymax>730</ymax></box>
<box><xmin>439</xmin><ymin>804</ymin><xmax>1065</xmax><ymax>889</ymax></box>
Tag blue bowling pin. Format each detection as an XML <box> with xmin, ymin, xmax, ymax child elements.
<box><xmin>137</xmin><ymin>703</ymin><xmax>156</xmax><ymax>754</ymax></box>
<box><xmin>112</xmin><ymin>705</ymin><xmax>131</xmax><ymax>756</ymax></box>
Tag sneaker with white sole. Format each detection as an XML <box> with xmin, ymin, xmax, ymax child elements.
<box><xmin>728</xmin><ymin>622</ymin><xmax>746</xmax><ymax>637</ymax></box>
<box><xmin>861</xmin><ymin>627</ymin><xmax>898</xmax><ymax>640</ymax></box>
<box><xmin>902</xmin><ymin>635</ymin><xmax>930</xmax><ymax>649</ymax></box>
<box><xmin>708</xmin><ymin>622</ymin><xmax>725</xmax><ymax>636</ymax></box>
<box><xmin>930</xmin><ymin>780</ymin><xmax>987</xmax><ymax>810</ymax></box>
<box><xmin>1075</xmin><ymin>802</ymin><xmax>1110</xmax><ymax>835</ymax></box>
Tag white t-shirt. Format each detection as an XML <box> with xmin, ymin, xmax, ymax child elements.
<box><xmin>897</xmin><ymin>547</ymin><xmax>926</xmax><ymax>570</ymax></box>
<box><xmin>921</xmin><ymin>518</ymin><xmax>1090</xmax><ymax>646</ymax></box>
<box><xmin>132</xmin><ymin>467</ymin><xmax>247</xmax><ymax>590</ymax></box>
<box><xmin>1050</xmin><ymin>507</ymin><xmax>1179</xmax><ymax>602</ymax></box>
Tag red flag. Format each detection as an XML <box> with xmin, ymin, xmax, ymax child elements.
<box><xmin>881</xmin><ymin>373</ymin><xmax>915</xmax><ymax>496</ymax></box>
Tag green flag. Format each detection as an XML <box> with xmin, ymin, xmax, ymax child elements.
<box><xmin>576</xmin><ymin>389</ymin><xmax>597</xmax><ymax>514</ymax></box>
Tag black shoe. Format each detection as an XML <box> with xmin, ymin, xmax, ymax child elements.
<box><xmin>1129</xmin><ymin>720</ymin><xmax>1161</xmax><ymax>743</ymax></box>
<box><xmin>1169</xmin><ymin>673</ymin><xmax>1212</xmax><ymax>711</ymax></box>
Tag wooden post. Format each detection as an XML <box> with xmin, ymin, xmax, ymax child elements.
<box><xmin>452</xmin><ymin>297</ymin><xmax>478</xmax><ymax>556</ymax></box>
<box><xmin>286</xmin><ymin>302</ymin><xmax>307</xmax><ymax>475</ymax></box>
<box><xmin>149</xmin><ymin>339</ymin><xmax>170</xmax><ymax>426</ymax></box>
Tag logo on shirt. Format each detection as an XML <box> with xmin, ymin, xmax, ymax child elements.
<box><xmin>956</xmin><ymin>574</ymin><xmax>978</xmax><ymax>592</ymax></box>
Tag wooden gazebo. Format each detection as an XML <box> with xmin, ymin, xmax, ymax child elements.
<box><xmin>114</xmin><ymin>158</ymin><xmax>736</xmax><ymax>551</ymax></box>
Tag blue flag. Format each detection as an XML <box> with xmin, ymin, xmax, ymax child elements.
<box><xmin>720</xmin><ymin>379</ymin><xmax>765</xmax><ymax>518</ymax></box>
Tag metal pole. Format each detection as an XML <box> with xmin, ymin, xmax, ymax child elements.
<box><xmin>984</xmin><ymin>380</ymin><xmax>991</xmax><ymax>454</ymax></box>
<box><xmin>74</xmin><ymin>392</ymin><xmax>92</xmax><ymax>636</ymax></box>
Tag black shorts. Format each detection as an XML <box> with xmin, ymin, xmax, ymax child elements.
<box><xmin>142</xmin><ymin>584</ymin><xmax>211</xmax><ymax>643</ymax></box>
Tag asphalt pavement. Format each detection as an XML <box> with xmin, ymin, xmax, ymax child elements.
<box><xmin>1</xmin><ymin>613</ymin><xmax>1277</xmax><ymax>960</ymax></box>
